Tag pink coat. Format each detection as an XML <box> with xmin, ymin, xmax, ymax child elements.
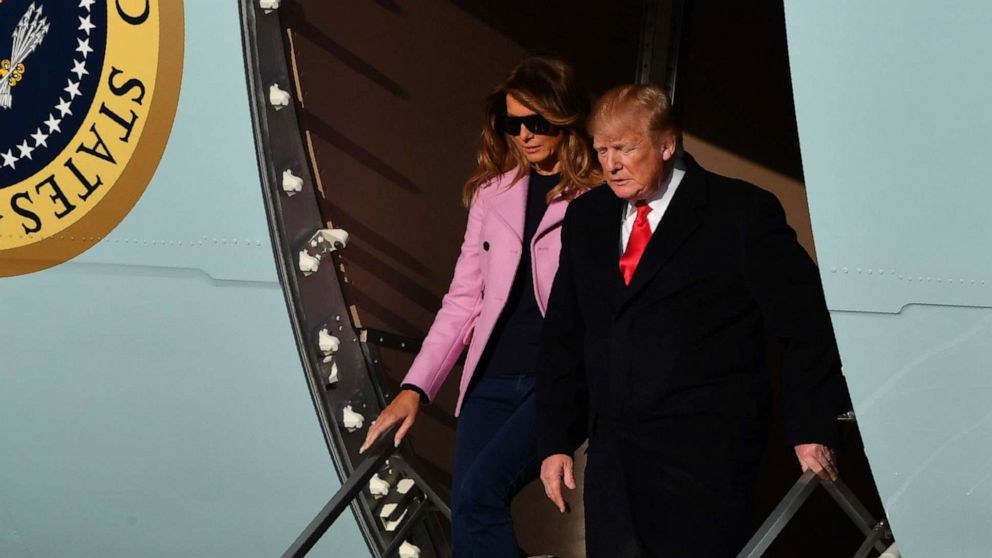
<box><xmin>402</xmin><ymin>169</ymin><xmax>570</xmax><ymax>415</ymax></box>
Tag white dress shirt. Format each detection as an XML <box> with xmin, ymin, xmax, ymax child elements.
<box><xmin>620</xmin><ymin>165</ymin><xmax>686</xmax><ymax>252</ymax></box>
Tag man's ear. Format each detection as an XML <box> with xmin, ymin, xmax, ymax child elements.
<box><xmin>660</xmin><ymin>132</ymin><xmax>678</xmax><ymax>162</ymax></box>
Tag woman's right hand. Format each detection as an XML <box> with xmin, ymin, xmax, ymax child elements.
<box><xmin>359</xmin><ymin>389</ymin><xmax>422</xmax><ymax>453</ymax></box>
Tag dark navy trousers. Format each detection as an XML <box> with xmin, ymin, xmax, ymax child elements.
<box><xmin>451</xmin><ymin>374</ymin><xmax>540</xmax><ymax>558</ymax></box>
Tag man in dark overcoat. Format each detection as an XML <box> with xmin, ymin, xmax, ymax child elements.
<box><xmin>537</xmin><ymin>84</ymin><xmax>849</xmax><ymax>557</ymax></box>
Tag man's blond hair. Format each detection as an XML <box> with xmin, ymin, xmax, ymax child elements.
<box><xmin>588</xmin><ymin>84</ymin><xmax>679</xmax><ymax>143</ymax></box>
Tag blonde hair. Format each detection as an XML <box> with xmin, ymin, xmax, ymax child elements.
<box><xmin>462</xmin><ymin>56</ymin><xmax>602</xmax><ymax>206</ymax></box>
<box><xmin>588</xmin><ymin>83</ymin><xmax>680</xmax><ymax>143</ymax></box>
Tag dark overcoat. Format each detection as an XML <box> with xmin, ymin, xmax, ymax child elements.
<box><xmin>537</xmin><ymin>156</ymin><xmax>849</xmax><ymax>557</ymax></box>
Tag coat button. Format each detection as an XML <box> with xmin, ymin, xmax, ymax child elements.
<box><xmin>482</xmin><ymin>241</ymin><xmax>490</xmax><ymax>251</ymax></box>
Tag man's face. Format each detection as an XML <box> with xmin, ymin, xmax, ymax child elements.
<box><xmin>593</xmin><ymin>116</ymin><xmax>677</xmax><ymax>202</ymax></box>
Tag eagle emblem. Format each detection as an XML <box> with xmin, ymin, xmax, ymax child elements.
<box><xmin>0</xmin><ymin>2</ymin><xmax>50</xmax><ymax>110</ymax></box>
<box><xmin>0</xmin><ymin>0</ymin><xmax>185</xmax><ymax>277</ymax></box>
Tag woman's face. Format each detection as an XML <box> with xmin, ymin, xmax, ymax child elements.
<box><xmin>505</xmin><ymin>93</ymin><xmax>562</xmax><ymax>174</ymax></box>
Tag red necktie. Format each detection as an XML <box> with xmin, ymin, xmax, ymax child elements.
<box><xmin>619</xmin><ymin>201</ymin><xmax>652</xmax><ymax>285</ymax></box>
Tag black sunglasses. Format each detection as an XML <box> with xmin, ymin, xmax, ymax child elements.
<box><xmin>501</xmin><ymin>114</ymin><xmax>555</xmax><ymax>136</ymax></box>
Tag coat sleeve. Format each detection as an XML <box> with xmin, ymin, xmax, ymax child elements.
<box><xmin>401</xmin><ymin>189</ymin><xmax>487</xmax><ymax>401</ymax></box>
<box><xmin>741</xmin><ymin>188</ymin><xmax>851</xmax><ymax>447</ymax></box>
<box><xmin>537</xmin><ymin>205</ymin><xmax>590</xmax><ymax>459</ymax></box>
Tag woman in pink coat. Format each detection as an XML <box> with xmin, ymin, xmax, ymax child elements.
<box><xmin>361</xmin><ymin>56</ymin><xmax>600</xmax><ymax>556</ymax></box>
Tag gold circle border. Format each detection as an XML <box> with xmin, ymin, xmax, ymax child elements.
<box><xmin>0</xmin><ymin>1</ymin><xmax>185</xmax><ymax>277</ymax></box>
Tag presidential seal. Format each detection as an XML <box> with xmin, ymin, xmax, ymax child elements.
<box><xmin>0</xmin><ymin>0</ymin><xmax>183</xmax><ymax>276</ymax></box>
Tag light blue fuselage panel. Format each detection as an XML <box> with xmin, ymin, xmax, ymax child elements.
<box><xmin>0</xmin><ymin>3</ymin><xmax>368</xmax><ymax>557</ymax></box>
<box><xmin>786</xmin><ymin>2</ymin><xmax>992</xmax><ymax>555</ymax></box>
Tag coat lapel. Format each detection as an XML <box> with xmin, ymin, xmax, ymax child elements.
<box><xmin>586</xmin><ymin>190</ymin><xmax>627</xmax><ymax>311</ymax></box>
<box><xmin>532</xmin><ymin>194</ymin><xmax>567</xmax><ymax>243</ymax></box>
<box><xmin>488</xmin><ymin>171</ymin><xmax>528</xmax><ymax>241</ymax></box>
<box><xmin>619</xmin><ymin>160</ymin><xmax>709</xmax><ymax>309</ymax></box>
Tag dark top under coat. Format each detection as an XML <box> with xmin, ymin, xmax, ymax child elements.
<box><xmin>476</xmin><ymin>169</ymin><xmax>559</xmax><ymax>378</ymax></box>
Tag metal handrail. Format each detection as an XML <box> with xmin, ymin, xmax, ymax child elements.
<box><xmin>737</xmin><ymin>469</ymin><xmax>891</xmax><ymax>558</ymax></box>
<box><xmin>281</xmin><ymin>423</ymin><xmax>454</xmax><ymax>558</ymax></box>
<box><xmin>282</xmin><ymin>425</ymin><xmax>398</xmax><ymax>558</ymax></box>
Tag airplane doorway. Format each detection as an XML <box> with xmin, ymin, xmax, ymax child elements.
<box><xmin>269</xmin><ymin>1</ymin><xmax>887</xmax><ymax>555</ymax></box>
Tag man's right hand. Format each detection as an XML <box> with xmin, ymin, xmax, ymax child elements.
<box><xmin>360</xmin><ymin>390</ymin><xmax>421</xmax><ymax>453</ymax></box>
<box><xmin>540</xmin><ymin>454</ymin><xmax>576</xmax><ymax>513</ymax></box>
